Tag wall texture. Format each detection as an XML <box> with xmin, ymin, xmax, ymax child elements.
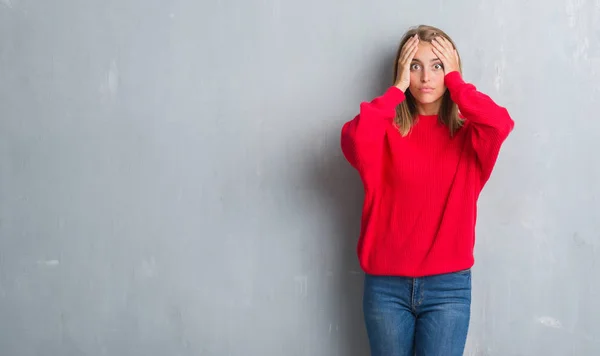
<box><xmin>1</xmin><ymin>0</ymin><xmax>599</xmax><ymax>355</ymax></box>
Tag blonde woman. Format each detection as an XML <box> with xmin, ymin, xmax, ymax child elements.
<box><xmin>341</xmin><ymin>25</ymin><xmax>514</xmax><ymax>355</ymax></box>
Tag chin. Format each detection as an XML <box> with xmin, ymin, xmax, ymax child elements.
<box><xmin>412</xmin><ymin>93</ymin><xmax>444</xmax><ymax>105</ymax></box>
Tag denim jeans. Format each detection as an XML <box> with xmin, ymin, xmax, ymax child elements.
<box><xmin>363</xmin><ymin>269</ymin><xmax>472</xmax><ymax>356</ymax></box>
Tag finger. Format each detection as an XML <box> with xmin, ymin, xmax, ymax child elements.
<box><xmin>407</xmin><ymin>43</ymin><xmax>418</xmax><ymax>62</ymax></box>
<box><xmin>431</xmin><ymin>45</ymin><xmax>447</xmax><ymax>63</ymax></box>
<box><xmin>437</xmin><ymin>36</ymin><xmax>455</xmax><ymax>54</ymax></box>
<box><xmin>431</xmin><ymin>41</ymin><xmax>448</xmax><ymax>61</ymax></box>
<box><xmin>431</xmin><ymin>37</ymin><xmax>443</xmax><ymax>49</ymax></box>
<box><xmin>401</xmin><ymin>35</ymin><xmax>418</xmax><ymax>52</ymax></box>
<box><xmin>400</xmin><ymin>39</ymin><xmax>419</xmax><ymax>64</ymax></box>
<box><xmin>431</xmin><ymin>37</ymin><xmax>447</xmax><ymax>54</ymax></box>
<box><xmin>435</xmin><ymin>40</ymin><xmax>453</xmax><ymax>62</ymax></box>
<box><xmin>432</xmin><ymin>37</ymin><xmax>450</xmax><ymax>54</ymax></box>
<box><xmin>405</xmin><ymin>42</ymin><xmax>419</xmax><ymax>65</ymax></box>
<box><xmin>399</xmin><ymin>40</ymin><xmax>414</xmax><ymax>64</ymax></box>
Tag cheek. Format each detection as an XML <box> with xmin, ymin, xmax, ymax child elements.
<box><xmin>437</xmin><ymin>83</ymin><xmax>447</xmax><ymax>94</ymax></box>
<box><xmin>409</xmin><ymin>72</ymin><xmax>420</xmax><ymax>87</ymax></box>
<box><xmin>433</xmin><ymin>73</ymin><xmax>446</xmax><ymax>93</ymax></box>
<box><xmin>432</xmin><ymin>71</ymin><xmax>445</xmax><ymax>84</ymax></box>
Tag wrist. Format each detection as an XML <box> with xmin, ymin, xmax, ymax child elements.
<box><xmin>394</xmin><ymin>83</ymin><xmax>408</xmax><ymax>92</ymax></box>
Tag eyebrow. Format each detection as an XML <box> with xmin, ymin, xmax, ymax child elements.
<box><xmin>411</xmin><ymin>58</ymin><xmax>442</xmax><ymax>63</ymax></box>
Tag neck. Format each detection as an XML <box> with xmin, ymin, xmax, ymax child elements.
<box><xmin>416</xmin><ymin>102</ymin><xmax>441</xmax><ymax>116</ymax></box>
<box><xmin>416</xmin><ymin>97</ymin><xmax>443</xmax><ymax>116</ymax></box>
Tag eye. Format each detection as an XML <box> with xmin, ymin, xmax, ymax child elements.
<box><xmin>410</xmin><ymin>63</ymin><xmax>421</xmax><ymax>71</ymax></box>
<box><xmin>433</xmin><ymin>63</ymin><xmax>444</xmax><ymax>70</ymax></box>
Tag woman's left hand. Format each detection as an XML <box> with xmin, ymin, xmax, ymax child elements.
<box><xmin>431</xmin><ymin>37</ymin><xmax>460</xmax><ymax>74</ymax></box>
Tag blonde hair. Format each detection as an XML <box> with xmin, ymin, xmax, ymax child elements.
<box><xmin>393</xmin><ymin>25</ymin><xmax>463</xmax><ymax>136</ymax></box>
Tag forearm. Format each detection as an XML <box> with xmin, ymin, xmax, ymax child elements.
<box><xmin>444</xmin><ymin>71</ymin><xmax>514</xmax><ymax>134</ymax></box>
<box><xmin>341</xmin><ymin>86</ymin><xmax>405</xmax><ymax>179</ymax></box>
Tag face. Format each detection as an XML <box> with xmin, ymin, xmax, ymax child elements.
<box><xmin>408</xmin><ymin>41</ymin><xmax>447</xmax><ymax>109</ymax></box>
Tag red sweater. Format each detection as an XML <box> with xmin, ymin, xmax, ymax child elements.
<box><xmin>340</xmin><ymin>71</ymin><xmax>514</xmax><ymax>277</ymax></box>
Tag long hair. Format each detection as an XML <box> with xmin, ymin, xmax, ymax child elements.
<box><xmin>393</xmin><ymin>25</ymin><xmax>464</xmax><ymax>136</ymax></box>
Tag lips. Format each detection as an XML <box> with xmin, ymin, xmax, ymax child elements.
<box><xmin>419</xmin><ymin>87</ymin><xmax>435</xmax><ymax>92</ymax></box>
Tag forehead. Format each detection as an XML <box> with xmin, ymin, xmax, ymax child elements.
<box><xmin>412</xmin><ymin>42</ymin><xmax>440</xmax><ymax>62</ymax></box>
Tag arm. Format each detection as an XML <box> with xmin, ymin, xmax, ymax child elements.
<box><xmin>341</xmin><ymin>34</ymin><xmax>419</xmax><ymax>186</ymax></box>
<box><xmin>444</xmin><ymin>71</ymin><xmax>515</xmax><ymax>184</ymax></box>
<box><xmin>340</xmin><ymin>87</ymin><xmax>406</xmax><ymax>184</ymax></box>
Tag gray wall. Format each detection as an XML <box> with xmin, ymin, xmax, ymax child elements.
<box><xmin>1</xmin><ymin>0</ymin><xmax>599</xmax><ymax>355</ymax></box>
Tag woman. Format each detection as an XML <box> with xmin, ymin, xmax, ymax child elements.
<box><xmin>340</xmin><ymin>25</ymin><xmax>514</xmax><ymax>355</ymax></box>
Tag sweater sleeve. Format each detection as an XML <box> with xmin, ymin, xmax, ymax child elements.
<box><xmin>444</xmin><ymin>71</ymin><xmax>514</xmax><ymax>185</ymax></box>
<box><xmin>340</xmin><ymin>86</ymin><xmax>406</xmax><ymax>185</ymax></box>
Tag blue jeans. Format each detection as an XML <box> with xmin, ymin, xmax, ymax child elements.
<box><xmin>363</xmin><ymin>270</ymin><xmax>472</xmax><ymax>356</ymax></box>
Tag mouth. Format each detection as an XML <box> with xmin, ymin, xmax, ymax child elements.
<box><xmin>419</xmin><ymin>87</ymin><xmax>435</xmax><ymax>93</ymax></box>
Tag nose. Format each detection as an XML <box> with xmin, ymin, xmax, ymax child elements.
<box><xmin>421</xmin><ymin>68</ymin><xmax>430</xmax><ymax>82</ymax></box>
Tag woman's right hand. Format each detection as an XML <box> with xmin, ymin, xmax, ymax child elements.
<box><xmin>394</xmin><ymin>34</ymin><xmax>419</xmax><ymax>92</ymax></box>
